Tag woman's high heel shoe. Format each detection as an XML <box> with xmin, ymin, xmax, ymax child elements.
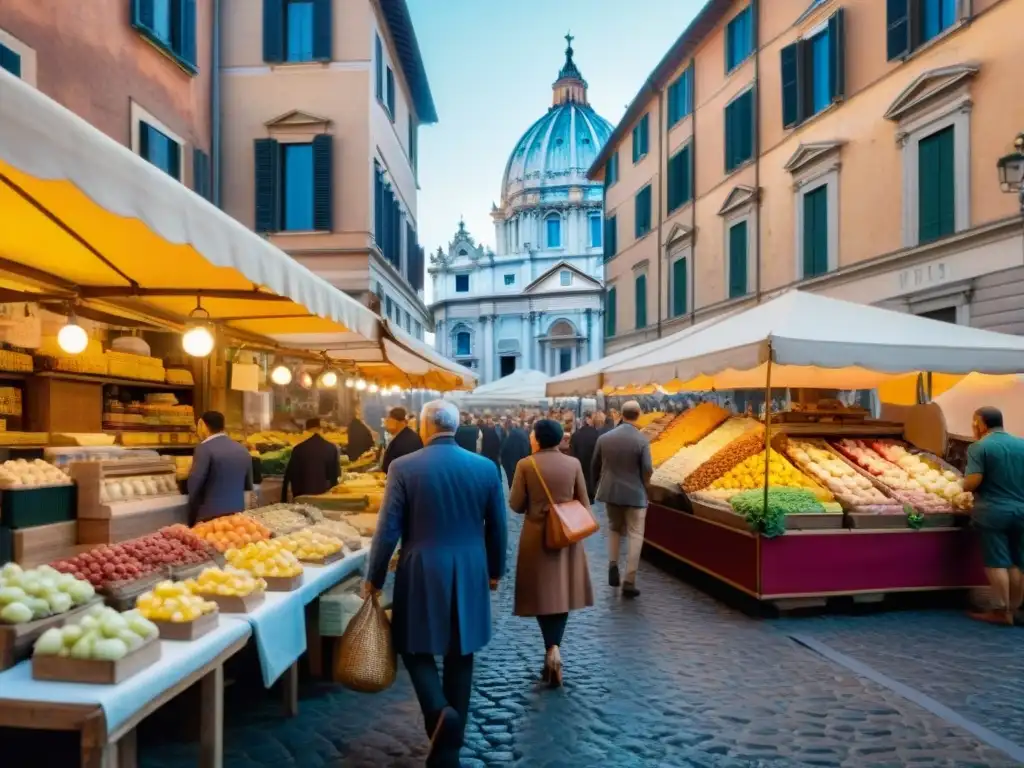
<box><xmin>548</xmin><ymin>646</ymin><xmax>563</xmax><ymax>688</ymax></box>
<box><xmin>541</xmin><ymin>647</ymin><xmax>553</xmax><ymax>683</ymax></box>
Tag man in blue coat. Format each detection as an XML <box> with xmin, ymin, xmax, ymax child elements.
<box><xmin>365</xmin><ymin>400</ymin><xmax>507</xmax><ymax>767</ymax></box>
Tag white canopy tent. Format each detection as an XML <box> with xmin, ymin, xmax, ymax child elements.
<box><xmin>601</xmin><ymin>291</ymin><xmax>1024</xmax><ymax>392</ymax></box>
<box><xmin>933</xmin><ymin>374</ymin><xmax>1024</xmax><ymax>438</ymax></box>
<box><xmin>447</xmin><ymin>369</ymin><xmax>550</xmax><ymax>409</ymax></box>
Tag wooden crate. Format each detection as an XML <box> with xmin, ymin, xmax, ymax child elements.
<box><xmin>32</xmin><ymin>634</ymin><xmax>161</xmax><ymax>684</ymax></box>
<box><xmin>264</xmin><ymin>572</ymin><xmax>303</xmax><ymax>592</ymax></box>
<box><xmin>297</xmin><ymin>549</ymin><xmax>345</xmax><ymax>566</ymax></box>
<box><xmin>77</xmin><ymin>500</ymin><xmax>189</xmax><ymax>545</ymax></box>
<box><xmin>13</xmin><ymin>520</ymin><xmax>77</xmax><ymax>564</ymax></box>
<box><xmin>0</xmin><ymin>597</ymin><xmax>102</xmax><ymax>671</ymax></box>
<box><xmin>207</xmin><ymin>590</ymin><xmax>265</xmax><ymax>613</ymax></box>
<box><xmin>152</xmin><ymin>609</ymin><xmax>219</xmax><ymax>641</ymax></box>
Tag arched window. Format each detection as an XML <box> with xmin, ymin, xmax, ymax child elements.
<box><xmin>455</xmin><ymin>331</ymin><xmax>471</xmax><ymax>356</ymax></box>
<box><xmin>545</xmin><ymin>214</ymin><xmax>562</xmax><ymax>248</ymax></box>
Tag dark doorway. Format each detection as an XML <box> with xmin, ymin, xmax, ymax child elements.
<box><xmin>917</xmin><ymin>306</ymin><xmax>957</xmax><ymax>324</ymax></box>
<box><xmin>559</xmin><ymin>349</ymin><xmax>572</xmax><ymax>373</ymax></box>
<box><xmin>500</xmin><ymin>356</ymin><xmax>517</xmax><ymax>377</ymax></box>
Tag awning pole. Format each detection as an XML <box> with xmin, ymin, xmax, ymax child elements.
<box><xmin>762</xmin><ymin>340</ymin><xmax>774</xmax><ymax>517</ymax></box>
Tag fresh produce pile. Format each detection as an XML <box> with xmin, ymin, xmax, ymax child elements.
<box><xmin>683</xmin><ymin>425</ymin><xmax>767</xmax><ymax>493</ymax></box>
<box><xmin>225</xmin><ymin>540</ymin><xmax>303</xmax><ymax>578</ymax></box>
<box><xmin>136</xmin><ymin>580</ymin><xmax>217</xmax><ymax>623</ymax></box>
<box><xmin>650</xmin><ymin>403</ymin><xmax>731</xmax><ymax>467</ymax></box>
<box><xmin>831</xmin><ymin>439</ymin><xmax>960</xmax><ymax>513</ymax></box>
<box><xmin>705</xmin><ymin>449</ymin><xmax>830</xmax><ymax>499</ymax></box>
<box><xmin>783</xmin><ymin>438</ymin><xmax>894</xmax><ymax>509</ymax></box>
<box><xmin>868</xmin><ymin>440</ymin><xmax>972</xmax><ymax>509</ymax></box>
<box><xmin>258</xmin><ymin>446</ymin><xmax>293</xmax><ymax>477</ymax></box>
<box><xmin>189</xmin><ymin>567</ymin><xmax>266</xmax><ymax>597</ymax></box>
<box><xmin>32</xmin><ymin>604</ymin><xmax>158</xmax><ymax>660</ymax></box>
<box><xmin>651</xmin><ymin>418</ymin><xmax>758</xmax><ymax>489</ymax></box>
<box><xmin>0</xmin><ymin>458</ymin><xmax>71</xmax><ymax>488</ymax></box>
<box><xmin>306</xmin><ymin>519</ymin><xmax>363</xmax><ymax>550</ymax></box>
<box><xmin>100</xmin><ymin>474</ymin><xmax>178</xmax><ymax>502</ymax></box>
<box><xmin>276</xmin><ymin>529</ymin><xmax>344</xmax><ymax>562</ymax></box>
<box><xmin>245</xmin><ymin>503</ymin><xmax>323</xmax><ymax>535</ymax></box>
<box><xmin>729</xmin><ymin>488</ymin><xmax>826</xmax><ymax>538</ymax></box>
<box><xmin>192</xmin><ymin>513</ymin><xmax>272</xmax><ymax>552</ymax></box>
<box><xmin>0</xmin><ymin>563</ymin><xmax>96</xmax><ymax>625</ymax></box>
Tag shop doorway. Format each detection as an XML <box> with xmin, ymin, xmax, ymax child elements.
<box><xmin>559</xmin><ymin>349</ymin><xmax>572</xmax><ymax>373</ymax></box>
<box><xmin>500</xmin><ymin>356</ymin><xmax>517</xmax><ymax>377</ymax></box>
<box><xmin>917</xmin><ymin>306</ymin><xmax>957</xmax><ymax>324</ymax></box>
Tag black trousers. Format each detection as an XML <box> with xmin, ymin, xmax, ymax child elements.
<box><xmin>536</xmin><ymin>612</ymin><xmax>568</xmax><ymax>649</ymax></box>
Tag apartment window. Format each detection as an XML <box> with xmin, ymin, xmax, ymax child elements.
<box><xmin>672</xmin><ymin>257</ymin><xmax>688</xmax><ymax>317</ymax></box>
<box><xmin>384</xmin><ymin>295</ymin><xmax>393</xmax><ymax>319</ymax></box>
<box><xmin>667</xmin><ymin>145</ymin><xmax>692</xmax><ymax>213</ymax></box>
<box><xmin>724</xmin><ymin>90</ymin><xmax>754</xmax><ymax>172</ymax></box>
<box><xmin>632</xmin><ymin>114</ymin><xmax>650</xmax><ymax>163</ymax></box>
<box><xmin>0</xmin><ymin>42</ymin><xmax>21</xmax><ymax>77</ymax></box>
<box><xmin>726</xmin><ymin>6</ymin><xmax>754</xmax><ymax>73</ymax></box>
<box><xmin>504</xmin><ymin>274</ymin><xmax>516</xmax><ymax>286</ymax></box>
<box><xmin>546</xmin><ymin>215</ymin><xmax>562</xmax><ymax>248</ymax></box>
<box><xmin>285</xmin><ymin>0</ymin><xmax>314</xmax><ymax>61</ymax></box>
<box><xmin>140</xmin><ymin>122</ymin><xmax>181</xmax><ymax>180</ymax></box>
<box><xmin>603</xmin><ymin>215</ymin><xmax>618</xmax><ymax>262</ymax></box>
<box><xmin>455</xmin><ymin>274</ymin><xmax>470</xmax><ymax>293</ymax></box>
<box><xmin>254</xmin><ymin>135</ymin><xmax>332</xmax><ymax>233</ymax></box>
<box><xmin>414</xmin><ymin>320</ymin><xmax>422</xmax><ymax>339</ymax></box>
<box><xmin>728</xmin><ymin>221</ymin><xmax>748</xmax><ymax>298</ymax></box>
<box><xmin>605</xmin><ymin>152</ymin><xmax>620</xmax><ymax>187</ymax></box>
<box><xmin>589</xmin><ymin>213</ymin><xmax>602</xmax><ymax>248</ymax></box>
<box><xmin>455</xmin><ymin>331</ymin><xmax>471</xmax><ymax>356</ymax></box>
<box><xmin>132</xmin><ymin>0</ymin><xmax>198</xmax><ymax>73</ymax></box>
<box><xmin>386</xmin><ymin>67</ymin><xmax>396</xmax><ymax>121</ymax></box>
<box><xmin>802</xmin><ymin>185</ymin><xmax>829</xmax><ymax>278</ymax></box>
<box><xmin>264</xmin><ymin>0</ymin><xmax>330</xmax><ymax>63</ymax></box>
<box><xmin>635</xmin><ymin>185</ymin><xmax>653</xmax><ymax>239</ymax></box>
<box><xmin>635</xmin><ymin>274</ymin><xmax>648</xmax><ymax>330</ymax></box>
<box><xmin>375</xmin><ymin>35</ymin><xmax>383</xmax><ymax>99</ymax></box>
<box><xmin>918</xmin><ymin>125</ymin><xmax>956</xmax><ymax>243</ymax></box>
<box><xmin>888</xmin><ymin>0</ymin><xmax>959</xmax><ymax>60</ymax></box>
<box><xmin>667</xmin><ymin>66</ymin><xmax>694</xmax><ymax>128</ymax></box>
<box><xmin>560</xmin><ymin>270</ymin><xmax>572</xmax><ymax>287</ymax></box>
<box><xmin>605</xmin><ymin>287</ymin><xmax>617</xmax><ymax>337</ymax></box>
<box><xmin>781</xmin><ymin>10</ymin><xmax>846</xmax><ymax>129</ymax></box>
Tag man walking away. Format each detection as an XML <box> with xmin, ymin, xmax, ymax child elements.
<box><xmin>345</xmin><ymin>410</ymin><xmax>375</xmax><ymax>461</ymax></box>
<box><xmin>281</xmin><ymin>418</ymin><xmax>340</xmax><ymax>501</ymax></box>
<box><xmin>454</xmin><ymin>413</ymin><xmax>481</xmax><ymax>453</ymax></box>
<box><xmin>365</xmin><ymin>401</ymin><xmax>506</xmax><ymax>767</ymax></box>
<box><xmin>570</xmin><ymin>412</ymin><xmax>600</xmax><ymax>503</ymax></box>
<box><xmin>480</xmin><ymin>415</ymin><xmax>502</xmax><ymax>467</ymax></box>
<box><xmin>592</xmin><ymin>400</ymin><xmax>653</xmax><ymax>599</ymax></box>
<box><xmin>187</xmin><ymin>411</ymin><xmax>253</xmax><ymax>525</ymax></box>
<box><xmin>962</xmin><ymin>406</ymin><xmax>1024</xmax><ymax>626</ymax></box>
<box><xmin>500</xmin><ymin>419</ymin><xmax>531</xmax><ymax>489</ymax></box>
<box><xmin>381</xmin><ymin>407</ymin><xmax>423</xmax><ymax>474</ymax></box>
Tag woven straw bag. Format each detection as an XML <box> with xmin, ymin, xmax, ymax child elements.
<box><xmin>334</xmin><ymin>593</ymin><xmax>396</xmax><ymax>692</ymax></box>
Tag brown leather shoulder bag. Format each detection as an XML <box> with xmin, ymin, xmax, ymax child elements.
<box><xmin>530</xmin><ymin>456</ymin><xmax>599</xmax><ymax>550</ymax></box>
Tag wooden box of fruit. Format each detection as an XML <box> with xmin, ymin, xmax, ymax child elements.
<box><xmin>208</xmin><ymin>591</ymin><xmax>265</xmax><ymax>613</ymax></box>
<box><xmin>224</xmin><ymin>540</ymin><xmax>304</xmax><ymax>591</ymax></box>
<box><xmin>263</xmin><ymin>573</ymin><xmax>303</xmax><ymax>592</ymax></box>
<box><xmin>189</xmin><ymin>567</ymin><xmax>267</xmax><ymax>613</ymax></box>
<box><xmin>136</xmin><ymin>579</ymin><xmax>220</xmax><ymax>640</ymax></box>
<box><xmin>151</xmin><ymin>608</ymin><xmax>219</xmax><ymax>641</ymax></box>
<box><xmin>34</xmin><ymin>634</ymin><xmax>160</xmax><ymax>684</ymax></box>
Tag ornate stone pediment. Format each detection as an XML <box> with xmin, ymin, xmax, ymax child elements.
<box><xmin>264</xmin><ymin>110</ymin><xmax>332</xmax><ymax>128</ymax></box>
<box><xmin>884</xmin><ymin>64</ymin><xmax>979</xmax><ymax>122</ymax></box>
<box><xmin>664</xmin><ymin>222</ymin><xmax>694</xmax><ymax>246</ymax></box>
<box><xmin>718</xmin><ymin>186</ymin><xmax>759</xmax><ymax>217</ymax></box>
<box><xmin>783</xmin><ymin>141</ymin><xmax>844</xmax><ymax>175</ymax></box>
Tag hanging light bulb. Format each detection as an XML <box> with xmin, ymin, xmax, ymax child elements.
<box><xmin>345</xmin><ymin>377</ymin><xmax>355</xmax><ymax>389</ymax></box>
<box><xmin>270</xmin><ymin>364</ymin><xmax>293</xmax><ymax>386</ymax></box>
<box><xmin>355</xmin><ymin>378</ymin><xmax>367</xmax><ymax>391</ymax></box>
<box><xmin>368</xmin><ymin>383</ymin><xmax>379</xmax><ymax>393</ymax></box>
<box><xmin>390</xmin><ymin>384</ymin><xmax>402</xmax><ymax>395</ymax></box>
<box><xmin>182</xmin><ymin>299</ymin><xmax>214</xmax><ymax>358</ymax></box>
<box><xmin>318</xmin><ymin>369</ymin><xmax>338</xmax><ymax>389</ymax></box>
<box><xmin>57</xmin><ymin>313</ymin><xmax>89</xmax><ymax>355</ymax></box>
<box><xmin>299</xmin><ymin>371</ymin><xmax>314</xmax><ymax>389</ymax></box>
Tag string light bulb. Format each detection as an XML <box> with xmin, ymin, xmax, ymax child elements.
<box><xmin>182</xmin><ymin>299</ymin><xmax>214</xmax><ymax>358</ymax></box>
<box><xmin>318</xmin><ymin>370</ymin><xmax>338</xmax><ymax>388</ymax></box>
<box><xmin>57</xmin><ymin>315</ymin><xmax>88</xmax><ymax>355</ymax></box>
<box><xmin>270</xmin><ymin>365</ymin><xmax>292</xmax><ymax>386</ymax></box>
<box><xmin>355</xmin><ymin>379</ymin><xmax>367</xmax><ymax>391</ymax></box>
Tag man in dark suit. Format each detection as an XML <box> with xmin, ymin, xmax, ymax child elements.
<box><xmin>366</xmin><ymin>401</ymin><xmax>506</xmax><ymax>767</ymax></box>
<box><xmin>592</xmin><ymin>401</ymin><xmax>653</xmax><ymax>599</ymax></box>
<box><xmin>281</xmin><ymin>418</ymin><xmax>340</xmax><ymax>501</ymax></box>
<box><xmin>381</xmin><ymin>406</ymin><xmax>423</xmax><ymax>474</ymax></box>
<box><xmin>454</xmin><ymin>412</ymin><xmax>481</xmax><ymax>453</ymax></box>
<box><xmin>479</xmin><ymin>415</ymin><xmax>502</xmax><ymax>468</ymax></box>
<box><xmin>345</xmin><ymin>411</ymin><xmax>375</xmax><ymax>461</ymax></box>
<box><xmin>569</xmin><ymin>412</ymin><xmax>600</xmax><ymax>502</ymax></box>
<box><xmin>187</xmin><ymin>411</ymin><xmax>253</xmax><ymax>525</ymax></box>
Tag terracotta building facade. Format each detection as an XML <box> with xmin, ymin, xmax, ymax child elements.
<box><xmin>593</xmin><ymin>0</ymin><xmax>1024</xmax><ymax>356</ymax></box>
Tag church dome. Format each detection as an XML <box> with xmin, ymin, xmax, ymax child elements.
<box><xmin>500</xmin><ymin>36</ymin><xmax>613</xmax><ymax>206</ymax></box>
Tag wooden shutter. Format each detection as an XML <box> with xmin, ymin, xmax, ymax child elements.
<box><xmin>180</xmin><ymin>0</ymin><xmax>197</xmax><ymax>70</ymax></box>
<box><xmin>887</xmin><ymin>0</ymin><xmax>911</xmax><ymax>60</ymax></box>
<box><xmin>606</xmin><ymin>288</ymin><xmax>616</xmax><ymax>337</ymax></box>
<box><xmin>604</xmin><ymin>216</ymin><xmax>617</xmax><ymax>261</ymax></box>
<box><xmin>167</xmin><ymin>139</ymin><xmax>181</xmax><ymax>180</ymax></box>
<box><xmin>919</xmin><ymin>126</ymin><xmax>955</xmax><ymax>242</ymax></box>
<box><xmin>132</xmin><ymin>0</ymin><xmax>155</xmax><ymax>33</ymax></box>
<box><xmin>312</xmin><ymin>0</ymin><xmax>332</xmax><ymax>61</ymax></box>
<box><xmin>742</xmin><ymin>91</ymin><xmax>754</xmax><ymax>164</ymax></box>
<box><xmin>672</xmin><ymin>258</ymin><xmax>688</xmax><ymax>317</ymax></box>
<box><xmin>780</xmin><ymin>43</ymin><xmax>799</xmax><ymax>129</ymax></box>
<box><xmin>254</xmin><ymin>138</ymin><xmax>281</xmax><ymax>232</ymax></box>
<box><xmin>312</xmin><ymin>134</ymin><xmax>333</xmax><ymax>231</ymax></box>
<box><xmin>263</xmin><ymin>0</ymin><xmax>285</xmax><ymax>63</ymax></box>
<box><xmin>803</xmin><ymin>186</ymin><xmax>828</xmax><ymax>277</ymax></box>
<box><xmin>139</xmin><ymin>123</ymin><xmax>152</xmax><ymax>164</ymax></box>
<box><xmin>0</xmin><ymin>44</ymin><xmax>20</xmax><ymax>77</ymax></box>
<box><xmin>375</xmin><ymin>36</ymin><xmax>383</xmax><ymax>99</ymax></box>
<box><xmin>386</xmin><ymin>68</ymin><xmax>396</xmax><ymax>120</ymax></box>
<box><xmin>729</xmin><ymin>222</ymin><xmax>748</xmax><ymax>297</ymax></box>
<box><xmin>635</xmin><ymin>275</ymin><xmax>647</xmax><ymax>329</ymax></box>
<box><xmin>829</xmin><ymin>8</ymin><xmax>846</xmax><ymax>102</ymax></box>
<box><xmin>192</xmin><ymin>148</ymin><xmax>209</xmax><ymax>199</ymax></box>
<box><xmin>725</xmin><ymin>99</ymin><xmax>735</xmax><ymax>171</ymax></box>
<box><xmin>935</xmin><ymin>127</ymin><xmax>956</xmax><ymax>238</ymax></box>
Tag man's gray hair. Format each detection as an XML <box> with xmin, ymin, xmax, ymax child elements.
<box><xmin>421</xmin><ymin>400</ymin><xmax>459</xmax><ymax>433</ymax></box>
<box><xmin>622</xmin><ymin>400</ymin><xmax>642</xmax><ymax>421</ymax></box>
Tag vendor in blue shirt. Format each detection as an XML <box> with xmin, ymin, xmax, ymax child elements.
<box><xmin>963</xmin><ymin>406</ymin><xmax>1024</xmax><ymax>626</ymax></box>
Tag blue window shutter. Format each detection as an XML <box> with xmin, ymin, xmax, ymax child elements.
<box><xmin>263</xmin><ymin>0</ymin><xmax>285</xmax><ymax>63</ymax></box>
<box><xmin>672</xmin><ymin>258</ymin><xmax>687</xmax><ymax>316</ymax></box>
<box><xmin>254</xmin><ymin>138</ymin><xmax>281</xmax><ymax>232</ymax></box>
<box><xmin>635</xmin><ymin>275</ymin><xmax>647</xmax><ymax>329</ymax></box>
<box><xmin>168</xmin><ymin>139</ymin><xmax>181</xmax><ymax>180</ymax></box>
<box><xmin>386</xmin><ymin>68</ymin><xmax>396</xmax><ymax>120</ymax></box>
<box><xmin>179</xmin><ymin>0</ymin><xmax>197</xmax><ymax>69</ymax></box>
<box><xmin>606</xmin><ymin>288</ymin><xmax>616</xmax><ymax>336</ymax></box>
<box><xmin>725</xmin><ymin>100</ymin><xmax>734</xmax><ymax>171</ymax></box>
<box><xmin>375</xmin><ymin>36</ymin><xmax>383</xmax><ymax>100</ymax></box>
<box><xmin>780</xmin><ymin>42</ymin><xmax>799</xmax><ymax>128</ymax></box>
<box><xmin>803</xmin><ymin>185</ymin><xmax>828</xmax><ymax>276</ymax></box>
<box><xmin>728</xmin><ymin>222</ymin><xmax>748</xmax><ymax>298</ymax></box>
<box><xmin>887</xmin><ymin>0</ymin><xmax>911</xmax><ymax>60</ymax></box>
<box><xmin>192</xmin><ymin>148</ymin><xmax>209</xmax><ymax>199</ymax></box>
<box><xmin>312</xmin><ymin>0</ymin><xmax>332</xmax><ymax>61</ymax></box>
<box><xmin>133</xmin><ymin>0</ymin><xmax>155</xmax><ymax>32</ymax></box>
<box><xmin>0</xmin><ymin>44</ymin><xmax>22</xmax><ymax>77</ymax></box>
<box><xmin>139</xmin><ymin>123</ymin><xmax>152</xmax><ymax>163</ymax></box>
<box><xmin>828</xmin><ymin>8</ymin><xmax>846</xmax><ymax>102</ymax></box>
<box><xmin>312</xmin><ymin>134</ymin><xmax>333</xmax><ymax>231</ymax></box>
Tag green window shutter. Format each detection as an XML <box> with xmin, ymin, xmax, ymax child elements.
<box><xmin>635</xmin><ymin>275</ymin><xmax>647</xmax><ymax>329</ymax></box>
<box><xmin>780</xmin><ymin>43</ymin><xmax>799</xmax><ymax>128</ymax></box>
<box><xmin>829</xmin><ymin>9</ymin><xmax>846</xmax><ymax>102</ymax></box>
<box><xmin>180</xmin><ymin>0</ymin><xmax>197</xmax><ymax>70</ymax></box>
<box><xmin>192</xmin><ymin>148</ymin><xmax>210</xmax><ymax>200</ymax></box>
<box><xmin>312</xmin><ymin>135</ymin><xmax>333</xmax><ymax>231</ymax></box>
<box><xmin>375</xmin><ymin>36</ymin><xmax>383</xmax><ymax>100</ymax></box>
<box><xmin>0</xmin><ymin>43</ymin><xmax>22</xmax><ymax>77</ymax></box>
<box><xmin>887</xmin><ymin>0</ymin><xmax>911</xmax><ymax>60</ymax></box>
<box><xmin>740</xmin><ymin>91</ymin><xmax>753</xmax><ymax>164</ymax></box>
<box><xmin>728</xmin><ymin>221</ymin><xmax>748</xmax><ymax>298</ymax></box>
<box><xmin>672</xmin><ymin>258</ymin><xmax>688</xmax><ymax>317</ymax></box>
<box><xmin>918</xmin><ymin>126</ymin><xmax>955</xmax><ymax>242</ymax></box>
<box><xmin>667</xmin><ymin>147</ymin><xmax>692</xmax><ymax>212</ymax></box>
<box><xmin>386</xmin><ymin>68</ymin><xmax>396</xmax><ymax>120</ymax></box>
<box><xmin>635</xmin><ymin>186</ymin><xmax>651</xmax><ymax>238</ymax></box>
<box><xmin>312</xmin><ymin>0</ymin><xmax>332</xmax><ymax>61</ymax></box>
<box><xmin>263</xmin><ymin>0</ymin><xmax>285</xmax><ymax>63</ymax></box>
<box><xmin>632</xmin><ymin>125</ymin><xmax>640</xmax><ymax>163</ymax></box>
<box><xmin>132</xmin><ymin>0</ymin><xmax>155</xmax><ymax>33</ymax></box>
<box><xmin>668</xmin><ymin>79</ymin><xmax>678</xmax><ymax>127</ymax></box>
<box><xmin>139</xmin><ymin>123</ymin><xmax>151</xmax><ymax>163</ymax></box>
<box><xmin>168</xmin><ymin>140</ymin><xmax>181</xmax><ymax>181</ymax></box>
<box><xmin>606</xmin><ymin>288</ymin><xmax>617</xmax><ymax>337</ymax></box>
<box><xmin>725</xmin><ymin>99</ymin><xmax>734</xmax><ymax>171</ymax></box>
<box><xmin>254</xmin><ymin>138</ymin><xmax>281</xmax><ymax>232</ymax></box>
<box><xmin>803</xmin><ymin>185</ymin><xmax>829</xmax><ymax>277</ymax></box>
<box><xmin>667</xmin><ymin>151</ymin><xmax>680</xmax><ymax>212</ymax></box>
<box><xmin>604</xmin><ymin>215</ymin><xmax>617</xmax><ymax>261</ymax></box>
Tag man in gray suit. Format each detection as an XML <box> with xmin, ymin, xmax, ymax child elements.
<box><xmin>592</xmin><ymin>400</ymin><xmax>653</xmax><ymax>599</ymax></box>
<box><xmin>187</xmin><ymin>411</ymin><xmax>253</xmax><ymax>525</ymax></box>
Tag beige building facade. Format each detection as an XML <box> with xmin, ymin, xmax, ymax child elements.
<box><xmin>594</xmin><ymin>0</ymin><xmax>1024</xmax><ymax>356</ymax></box>
<box><xmin>220</xmin><ymin>0</ymin><xmax>435</xmax><ymax>340</ymax></box>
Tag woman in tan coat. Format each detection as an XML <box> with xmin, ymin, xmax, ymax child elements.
<box><xmin>509</xmin><ymin>419</ymin><xmax>594</xmax><ymax>687</ymax></box>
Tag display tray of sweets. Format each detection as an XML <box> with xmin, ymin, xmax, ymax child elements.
<box><xmin>244</xmin><ymin>503</ymin><xmax>315</xmax><ymax>536</ymax></box>
<box><xmin>135</xmin><ymin>580</ymin><xmax>220</xmax><ymax>640</ymax></box>
<box><xmin>779</xmin><ymin>437</ymin><xmax>903</xmax><ymax>513</ymax></box>
<box><xmin>187</xmin><ymin>567</ymin><xmax>267</xmax><ymax>613</ymax></box>
<box><xmin>151</xmin><ymin>608</ymin><xmax>219</xmax><ymax>641</ymax></box>
<box><xmin>649</xmin><ymin>403</ymin><xmax>733</xmax><ymax>468</ymax></box>
<box><xmin>650</xmin><ymin>417</ymin><xmax>759</xmax><ymax>491</ymax></box>
<box><xmin>305</xmin><ymin>519</ymin><xmax>363</xmax><ymax>550</ymax></box>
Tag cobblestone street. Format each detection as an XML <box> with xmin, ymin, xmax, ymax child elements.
<box><xmin>141</xmin><ymin>507</ymin><xmax>1024</xmax><ymax>767</ymax></box>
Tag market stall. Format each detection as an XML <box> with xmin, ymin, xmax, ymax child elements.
<box><xmin>559</xmin><ymin>291</ymin><xmax>1024</xmax><ymax>608</ymax></box>
<box><xmin>446</xmin><ymin>368</ymin><xmax>552</xmax><ymax>410</ymax></box>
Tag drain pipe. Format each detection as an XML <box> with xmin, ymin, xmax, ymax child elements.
<box><xmin>753</xmin><ymin>0</ymin><xmax>763</xmax><ymax>301</ymax></box>
<box><xmin>211</xmin><ymin>0</ymin><xmax>223</xmax><ymax>208</ymax></box>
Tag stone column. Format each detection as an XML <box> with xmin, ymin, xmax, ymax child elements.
<box><xmin>584</xmin><ymin>309</ymin><xmax>592</xmax><ymax>365</ymax></box>
<box><xmin>533</xmin><ymin>313</ymin><xmax>543</xmax><ymax>371</ymax></box>
<box><xmin>593</xmin><ymin>310</ymin><xmax>604</xmax><ymax>360</ymax></box>
<box><xmin>435</xmin><ymin>319</ymin><xmax>445</xmax><ymax>355</ymax></box>
<box><xmin>481</xmin><ymin>316</ymin><xmax>493</xmax><ymax>385</ymax></box>
<box><xmin>521</xmin><ymin>313</ymin><xmax>532</xmax><ymax>371</ymax></box>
